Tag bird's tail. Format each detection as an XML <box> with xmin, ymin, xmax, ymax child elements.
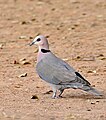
<box><xmin>81</xmin><ymin>86</ymin><xmax>103</xmax><ymax>96</ymax></box>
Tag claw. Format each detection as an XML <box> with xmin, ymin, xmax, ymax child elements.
<box><xmin>58</xmin><ymin>89</ymin><xmax>64</xmax><ymax>97</ymax></box>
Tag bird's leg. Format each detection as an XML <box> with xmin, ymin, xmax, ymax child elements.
<box><xmin>52</xmin><ymin>89</ymin><xmax>57</xmax><ymax>99</ymax></box>
<box><xmin>58</xmin><ymin>89</ymin><xmax>64</xmax><ymax>97</ymax></box>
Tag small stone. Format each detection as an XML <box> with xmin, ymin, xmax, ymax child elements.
<box><xmin>91</xmin><ymin>85</ymin><xmax>95</xmax><ymax>87</ymax></box>
<box><xmin>72</xmin><ymin>56</ymin><xmax>81</xmax><ymax>61</ymax></box>
<box><xmin>87</xmin><ymin>109</ymin><xmax>91</xmax><ymax>111</ymax></box>
<box><xmin>36</xmin><ymin>86</ymin><xmax>40</xmax><ymax>88</ymax></box>
<box><xmin>0</xmin><ymin>44</ymin><xmax>3</xmax><ymax>49</ymax></box>
<box><xmin>66</xmin><ymin>114</ymin><xmax>76</xmax><ymax>120</ymax></box>
<box><xmin>31</xmin><ymin>18</ymin><xmax>36</xmax><ymax>21</ymax></box>
<box><xmin>74</xmin><ymin>24</ymin><xmax>79</xmax><ymax>27</ymax></box>
<box><xmin>34</xmin><ymin>49</ymin><xmax>38</xmax><ymax>53</ymax></box>
<box><xmin>87</xmin><ymin>70</ymin><xmax>97</xmax><ymax>74</ymax></box>
<box><xmin>100</xmin><ymin>57</ymin><xmax>106</xmax><ymax>60</ymax></box>
<box><xmin>19</xmin><ymin>58</ymin><xmax>26</xmax><ymax>62</ymax></box>
<box><xmin>18</xmin><ymin>73</ymin><xmax>27</xmax><ymax>77</ymax></box>
<box><xmin>92</xmin><ymin>70</ymin><xmax>96</xmax><ymax>73</ymax></box>
<box><xmin>71</xmin><ymin>27</ymin><xmax>75</xmax><ymax>30</ymax></box>
<box><xmin>76</xmin><ymin>56</ymin><xmax>81</xmax><ymax>59</ymax></box>
<box><xmin>19</xmin><ymin>36</ymin><xmax>27</xmax><ymax>39</ymax></box>
<box><xmin>87</xmin><ymin>70</ymin><xmax>93</xmax><ymax>73</ymax></box>
<box><xmin>57</xmin><ymin>27</ymin><xmax>60</xmax><ymax>30</ymax></box>
<box><xmin>31</xmin><ymin>95</ymin><xmax>39</xmax><ymax>99</ymax></box>
<box><xmin>21</xmin><ymin>21</ymin><xmax>27</xmax><ymax>25</ymax></box>
<box><xmin>21</xmin><ymin>61</ymin><xmax>31</xmax><ymax>65</ymax></box>
<box><xmin>14</xmin><ymin>84</ymin><xmax>23</xmax><ymax>88</ymax></box>
<box><xmin>19</xmin><ymin>58</ymin><xmax>31</xmax><ymax>65</ymax></box>
<box><xmin>14</xmin><ymin>60</ymin><xmax>19</xmax><ymax>64</ymax></box>
<box><xmin>97</xmin><ymin>54</ymin><xmax>104</xmax><ymax>57</ymax></box>
<box><xmin>46</xmin><ymin>35</ymin><xmax>50</xmax><ymax>38</ymax></box>
<box><xmin>62</xmin><ymin>58</ymin><xmax>69</xmax><ymax>61</ymax></box>
<box><xmin>91</xmin><ymin>102</ymin><xmax>95</xmax><ymax>104</ymax></box>
<box><xmin>82</xmin><ymin>13</ymin><xmax>86</xmax><ymax>15</ymax></box>
<box><xmin>29</xmin><ymin>36</ymin><xmax>33</xmax><ymax>39</ymax></box>
<box><xmin>51</xmin><ymin>8</ymin><xmax>55</xmax><ymax>11</ymax></box>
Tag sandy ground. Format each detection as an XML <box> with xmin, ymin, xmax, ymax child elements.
<box><xmin>0</xmin><ymin>0</ymin><xmax>106</xmax><ymax>120</ymax></box>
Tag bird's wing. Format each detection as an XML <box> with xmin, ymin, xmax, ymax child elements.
<box><xmin>36</xmin><ymin>53</ymin><xmax>90</xmax><ymax>86</ymax></box>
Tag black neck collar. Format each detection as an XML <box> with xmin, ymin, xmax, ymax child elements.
<box><xmin>41</xmin><ymin>49</ymin><xmax>50</xmax><ymax>53</ymax></box>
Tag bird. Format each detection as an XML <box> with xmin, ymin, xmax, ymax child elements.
<box><xmin>30</xmin><ymin>35</ymin><xmax>102</xmax><ymax>98</ymax></box>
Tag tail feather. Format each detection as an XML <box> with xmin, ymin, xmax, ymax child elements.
<box><xmin>64</xmin><ymin>83</ymin><xmax>103</xmax><ymax>96</ymax></box>
<box><xmin>82</xmin><ymin>86</ymin><xmax>103</xmax><ymax>96</ymax></box>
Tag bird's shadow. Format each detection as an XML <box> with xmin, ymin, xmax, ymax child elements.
<box><xmin>63</xmin><ymin>94</ymin><xmax>105</xmax><ymax>99</ymax></box>
<box><xmin>43</xmin><ymin>90</ymin><xmax>106</xmax><ymax>99</ymax></box>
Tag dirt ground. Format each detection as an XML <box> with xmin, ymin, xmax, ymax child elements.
<box><xmin>0</xmin><ymin>0</ymin><xmax>106</xmax><ymax>120</ymax></box>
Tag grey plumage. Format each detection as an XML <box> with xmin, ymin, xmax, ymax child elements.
<box><xmin>36</xmin><ymin>52</ymin><xmax>102</xmax><ymax>98</ymax></box>
<box><xmin>30</xmin><ymin>35</ymin><xmax>102</xmax><ymax>98</ymax></box>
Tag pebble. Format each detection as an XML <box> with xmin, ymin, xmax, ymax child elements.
<box><xmin>91</xmin><ymin>102</ymin><xmax>95</xmax><ymax>104</ymax></box>
<box><xmin>87</xmin><ymin>109</ymin><xmax>91</xmax><ymax>111</ymax></box>
<box><xmin>19</xmin><ymin>58</ymin><xmax>31</xmax><ymax>65</ymax></box>
<box><xmin>0</xmin><ymin>44</ymin><xmax>3</xmax><ymax>49</ymax></box>
<box><xmin>20</xmin><ymin>61</ymin><xmax>31</xmax><ymax>65</ymax></box>
<box><xmin>21</xmin><ymin>21</ymin><xmax>28</xmax><ymax>25</ymax></box>
<box><xmin>18</xmin><ymin>73</ymin><xmax>27</xmax><ymax>77</ymax></box>
<box><xmin>19</xmin><ymin>36</ymin><xmax>27</xmax><ymax>39</ymax></box>
<box><xmin>31</xmin><ymin>95</ymin><xmax>39</xmax><ymax>99</ymax></box>
<box><xmin>19</xmin><ymin>58</ymin><xmax>26</xmax><ymax>61</ymax></box>
<box><xmin>62</xmin><ymin>58</ymin><xmax>69</xmax><ymax>61</ymax></box>
<box><xmin>87</xmin><ymin>70</ymin><xmax>97</xmax><ymax>73</ymax></box>
<box><xmin>14</xmin><ymin>60</ymin><xmax>19</xmax><ymax>64</ymax></box>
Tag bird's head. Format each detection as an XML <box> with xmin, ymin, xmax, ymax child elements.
<box><xmin>30</xmin><ymin>35</ymin><xmax>49</xmax><ymax>50</ymax></box>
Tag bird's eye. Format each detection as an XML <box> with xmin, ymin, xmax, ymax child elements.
<box><xmin>36</xmin><ymin>38</ymin><xmax>41</xmax><ymax>42</ymax></box>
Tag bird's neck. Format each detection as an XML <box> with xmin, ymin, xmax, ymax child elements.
<box><xmin>37</xmin><ymin>48</ymin><xmax>50</xmax><ymax>63</ymax></box>
<box><xmin>41</xmin><ymin>49</ymin><xmax>50</xmax><ymax>53</ymax></box>
<box><xmin>38</xmin><ymin>45</ymin><xmax>50</xmax><ymax>53</ymax></box>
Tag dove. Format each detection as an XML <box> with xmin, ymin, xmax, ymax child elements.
<box><xmin>30</xmin><ymin>35</ymin><xmax>102</xmax><ymax>98</ymax></box>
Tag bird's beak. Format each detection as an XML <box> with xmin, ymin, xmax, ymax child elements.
<box><xmin>29</xmin><ymin>41</ymin><xmax>35</xmax><ymax>46</ymax></box>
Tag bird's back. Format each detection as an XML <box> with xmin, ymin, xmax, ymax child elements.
<box><xmin>36</xmin><ymin>52</ymin><xmax>79</xmax><ymax>85</ymax></box>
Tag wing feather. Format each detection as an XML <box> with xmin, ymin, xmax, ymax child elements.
<box><xmin>36</xmin><ymin>53</ymin><xmax>90</xmax><ymax>86</ymax></box>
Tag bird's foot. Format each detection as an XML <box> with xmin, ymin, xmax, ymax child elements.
<box><xmin>52</xmin><ymin>89</ymin><xmax>64</xmax><ymax>99</ymax></box>
<box><xmin>52</xmin><ymin>92</ymin><xmax>56</xmax><ymax>99</ymax></box>
<box><xmin>57</xmin><ymin>95</ymin><xmax>63</xmax><ymax>98</ymax></box>
<box><xmin>52</xmin><ymin>95</ymin><xmax>63</xmax><ymax>99</ymax></box>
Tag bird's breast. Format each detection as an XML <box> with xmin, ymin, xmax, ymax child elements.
<box><xmin>37</xmin><ymin>52</ymin><xmax>44</xmax><ymax>63</ymax></box>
